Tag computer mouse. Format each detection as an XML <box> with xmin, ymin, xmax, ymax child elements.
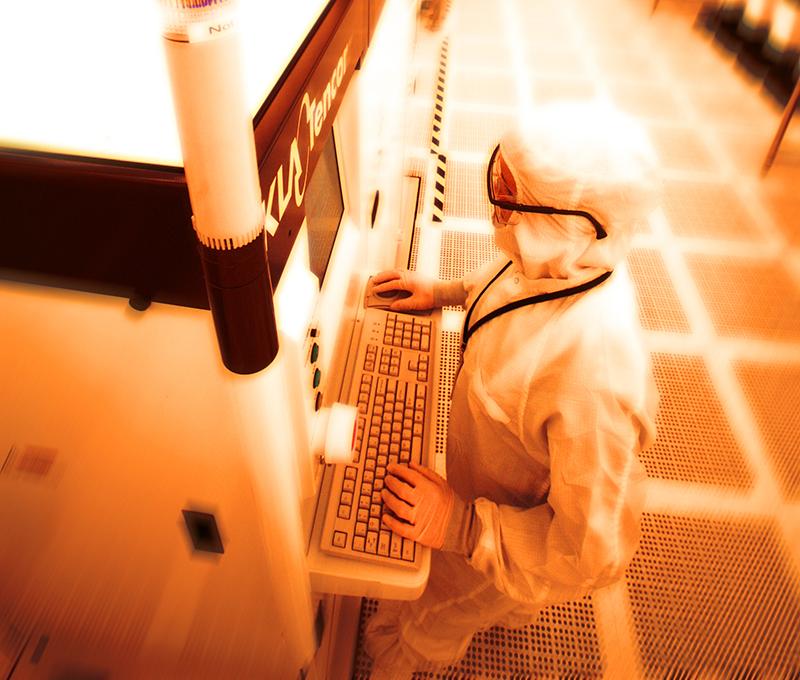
<box><xmin>376</xmin><ymin>289</ymin><xmax>412</xmax><ymax>300</ymax></box>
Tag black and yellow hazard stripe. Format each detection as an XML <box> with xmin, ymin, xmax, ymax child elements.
<box><xmin>432</xmin><ymin>153</ymin><xmax>447</xmax><ymax>223</ymax></box>
<box><xmin>430</xmin><ymin>38</ymin><xmax>449</xmax><ymax>154</ymax></box>
<box><xmin>430</xmin><ymin>38</ymin><xmax>449</xmax><ymax>225</ymax></box>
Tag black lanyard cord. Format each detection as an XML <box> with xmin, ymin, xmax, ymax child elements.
<box><xmin>462</xmin><ymin>260</ymin><xmax>513</xmax><ymax>337</ymax></box>
<box><xmin>461</xmin><ymin>268</ymin><xmax>613</xmax><ymax>352</ymax></box>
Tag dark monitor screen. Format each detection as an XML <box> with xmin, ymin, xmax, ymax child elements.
<box><xmin>304</xmin><ymin>135</ymin><xmax>344</xmax><ymax>286</ymax></box>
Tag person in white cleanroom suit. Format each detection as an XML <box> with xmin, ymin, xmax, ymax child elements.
<box><xmin>364</xmin><ymin>101</ymin><xmax>661</xmax><ymax>676</ymax></box>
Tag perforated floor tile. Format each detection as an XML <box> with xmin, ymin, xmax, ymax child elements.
<box><xmin>627</xmin><ymin>514</ymin><xmax>800</xmax><ymax>678</ymax></box>
<box><xmin>435</xmin><ymin>331</ymin><xmax>462</xmax><ymax>463</ymax></box>
<box><xmin>761</xmin><ymin>187</ymin><xmax>800</xmax><ymax>247</ymax></box>
<box><xmin>648</xmin><ymin>125</ymin><xmax>718</xmax><ymax>173</ymax></box>
<box><xmin>661</xmin><ymin>179</ymin><xmax>761</xmax><ymax>240</ymax></box>
<box><xmin>531</xmin><ymin>76</ymin><xmax>597</xmax><ymax>103</ymax></box>
<box><xmin>443</xmin><ymin>160</ymin><xmax>492</xmax><ymax>221</ymax></box>
<box><xmin>352</xmin><ymin>596</ymin><xmax>603</xmax><ymax>679</ymax></box>
<box><xmin>591</xmin><ymin>48</ymin><xmax>660</xmax><ymax>81</ymax></box>
<box><xmin>735</xmin><ymin>360</ymin><xmax>800</xmax><ymax>500</ymax></box>
<box><xmin>449</xmin><ymin>71</ymin><xmax>518</xmax><ymax>107</ymax></box>
<box><xmin>448</xmin><ymin>109</ymin><xmax>517</xmax><ymax>155</ymax></box>
<box><xmin>609</xmin><ymin>82</ymin><xmax>683</xmax><ymax>120</ymax></box>
<box><xmin>527</xmin><ymin>48</ymin><xmax>586</xmax><ymax>78</ymax></box>
<box><xmin>438</xmin><ymin>231</ymin><xmax>501</xmax><ymax>281</ymax></box>
<box><xmin>685</xmin><ymin>84</ymin><xmax>773</xmax><ymax>127</ymax></box>
<box><xmin>685</xmin><ymin>255</ymin><xmax>800</xmax><ymax>342</ymax></box>
<box><xmin>627</xmin><ymin>248</ymin><xmax>692</xmax><ymax>333</ymax></box>
<box><xmin>715</xmin><ymin>127</ymin><xmax>782</xmax><ymax>175</ymax></box>
<box><xmin>643</xmin><ymin>353</ymin><xmax>753</xmax><ymax>488</ymax></box>
<box><xmin>447</xmin><ymin>45</ymin><xmax>510</xmax><ymax>71</ymax></box>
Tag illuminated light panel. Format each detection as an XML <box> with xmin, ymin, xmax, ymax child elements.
<box><xmin>0</xmin><ymin>0</ymin><xmax>329</xmax><ymax>166</ymax></box>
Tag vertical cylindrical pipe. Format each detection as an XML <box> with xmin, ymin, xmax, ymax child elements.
<box><xmin>159</xmin><ymin>0</ymin><xmax>278</xmax><ymax>374</ymax></box>
<box><xmin>739</xmin><ymin>0</ymin><xmax>778</xmax><ymax>42</ymax></box>
<box><xmin>765</xmin><ymin>0</ymin><xmax>800</xmax><ymax>64</ymax></box>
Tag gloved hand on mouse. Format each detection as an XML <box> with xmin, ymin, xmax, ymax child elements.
<box><xmin>371</xmin><ymin>270</ymin><xmax>434</xmax><ymax>311</ymax></box>
<box><xmin>381</xmin><ymin>461</ymin><xmax>454</xmax><ymax>549</ymax></box>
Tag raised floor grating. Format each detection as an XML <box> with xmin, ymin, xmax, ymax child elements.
<box><xmin>449</xmin><ymin>70</ymin><xmax>517</xmax><ymax>107</ymax></box>
<box><xmin>591</xmin><ymin>47</ymin><xmax>659</xmax><ymax>81</ymax></box>
<box><xmin>627</xmin><ymin>248</ymin><xmax>692</xmax><ymax>333</ymax></box>
<box><xmin>608</xmin><ymin>82</ymin><xmax>683</xmax><ymax>121</ymax></box>
<box><xmin>734</xmin><ymin>360</ymin><xmax>800</xmax><ymax>500</ymax></box>
<box><xmin>762</xmin><ymin>187</ymin><xmax>800</xmax><ymax>247</ymax></box>
<box><xmin>447</xmin><ymin>109</ymin><xmax>517</xmax><ymax>156</ymax></box>
<box><xmin>438</xmin><ymin>231</ymin><xmax>501</xmax><ymax>281</ymax></box>
<box><xmin>531</xmin><ymin>76</ymin><xmax>597</xmax><ymax>104</ymax></box>
<box><xmin>443</xmin><ymin>161</ymin><xmax>492</xmax><ymax>221</ymax></box>
<box><xmin>662</xmin><ymin>180</ymin><xmax>762</xmax><ymax>240</ymax></box>
<box><xmin>647</xmin><ymin>124</ymin><xmax>718</xmax><ymax>173</ymax></box>
<box><xmin>685</xmin><ymin>255</ymin><xmax>800</xmax><ymax>342</ymax></box>
<box><xmin>435</xmin><ymin>331</ymin><xmax>462</xmax><ymax>465</ymax></box>
<box><xmin>526</xmin><ymin>48</ymin><xmax>586</xmax><ymax>78</ymax></box>
<box><xmin>352</xmin><ymin>596</ymin><xmax>603</xmax><ymax>679</ymax></box>
<box><xmin>627</xmin><ymin>514</ymin><xmax>800</xmax><ymax>678</ymax></box>
<box><xmin>642</xmin><ymin>353</ymin><xmax>753</xmax><ymax>488</ymax></box>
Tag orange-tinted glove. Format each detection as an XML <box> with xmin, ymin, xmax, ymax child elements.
<box><xmin>380</xmin><ymin>462</ymin><xmax>454</xmax><ymax>549</ymax></box>
<box><xmin>371</xmin><ymin>270</ymin><xmax>435</xmax><ymax>312</ymax></box>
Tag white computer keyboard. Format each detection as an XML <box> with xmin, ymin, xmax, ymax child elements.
<box><xmin>320</xmin><ymin>307</ymin><xmax>439</xmax><ymax>568</ymax></box>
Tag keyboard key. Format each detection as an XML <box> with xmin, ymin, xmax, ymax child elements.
<box><xmin>341</xmin><ymin>491</ymin><xmax>353</xmax><ymax>506</ymax></box>
<box><xmin>402</xmin><ymin>539</ymin><xmax>415</xmax><ymax>561</ymax></box>
<box><xmin>412</xmin><ymin>436</ymin><xmax>423</xmax><ymax>463</ymax></box>
<box><xmin>378</xmin><ymin>531</ymin><xmax>391</xmax><ymax>556</ymax></box>
<box><xmin>357</xmin><ymin>508</ymin><xmax>369</xmax><ymax>523</ymax></box>
<box><xmin>353</xmin><ymin>536</ymin><xmax>365</xmax><ymax>552</ymax></box>
<box><xmin>333</xmin><ymin>531</ymin><xmax>347</xmax><ymax>548</ymax></box>
<box><xmin>345</xmin><ymin>466</ymin><xmax>357</xmax><ymax>480</ymax></box>
<box><xmin>342</xmin><ymin>478</ymin><xmax>355</xmax><ymax>493</ymax></box>
<box><xmin>390</xmin><ymin>533</ymin><xmax>403</xmax><ymax>559</ymax></box>
<box><xmin>370</xmin><ymin>503</ymin><xmax>382</xmax><ymax>517</ymax></box>
<box><xmin>355</xmin><ymin>522</ymin><xmax>367</xmax><ymax>537</ymax></box>
<box><xmin>338</xmin><ymin>505</ymin><xmax>351</xmax><ymax>519</ymax></box>
<box><xmin>366</xmin><ymin>532</ymin><xmax>379</xmax><ymax>554</ymax></box>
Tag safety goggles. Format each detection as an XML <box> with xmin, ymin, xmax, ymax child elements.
<box><xmin>486</xmin><ymin>144</ymin><xmax>608</xmax><ymax>240</ymax></box>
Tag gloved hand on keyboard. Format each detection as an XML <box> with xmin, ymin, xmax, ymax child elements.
<box><xmin>371</xmin><ymin>270</ymin><xmax>435</xmax><ymax>311</ymax></box>
<box><xmin>381</xmin><ymin>461</ymin><xmax>454</xmax><ymax>549</ymax></box>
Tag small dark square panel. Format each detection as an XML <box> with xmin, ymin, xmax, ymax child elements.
<box><xmin>182</xmin><ymin>510</ymin><xmax>224</xmax><ymax>554</ymax></box>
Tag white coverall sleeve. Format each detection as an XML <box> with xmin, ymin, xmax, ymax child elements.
<box><xmin>433</xmin><ymin>279</ymin><xmax>467</xmax><ymax>307</ymax></box>
<box><xmin>467</xmin><ymin>388</ymin><xmax>650</xmax><ymax>606</ymax></box>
